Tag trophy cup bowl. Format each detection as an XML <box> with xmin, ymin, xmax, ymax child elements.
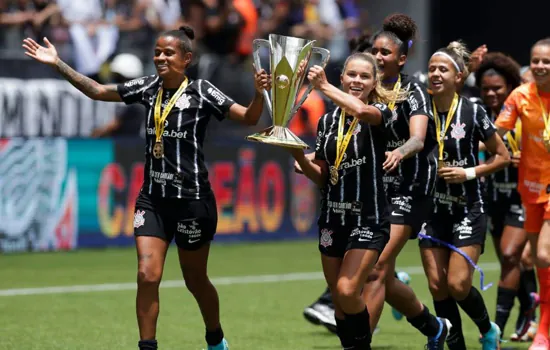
<box><xmin>246</xmin><ymin>34</ymin><xmax>331</xmax><ymax>149</ymax></box>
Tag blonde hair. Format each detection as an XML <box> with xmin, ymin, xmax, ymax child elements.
<box><xmin>342</xmin><ymin>52</ymin><xmax>409</xmax><ymax>105</ymax></box>
<box><xmin>433</xmin><ymin>40</ymin><xmax>471</xmax><ymax>76</ymax></box>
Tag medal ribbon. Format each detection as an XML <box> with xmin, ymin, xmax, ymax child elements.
<box><xmin>432</xmin><ymin>93</ymin><xmax>459</xmax><ymax>162</ymax></box>
<box><xmin>387</xmin><ymin>75</ymin><xmax>402</xmax><ymax>111</ymax></box>
<box><xmin>334</xmin><ymin>109</ymin><xmax>359</xmax><ymax>171</ymax></box>
<box><xmin>506</xmin><ymin>120</ymin><xmax>521</xmax><ymax>154</ymax></box>
<box><xmin>154</xmin><ymin>77</ymin><xmax>189</xmax><ymax>143</ymax></box>
<box><xmin>535</xmin><ymin>89</ymin><xmax>550</xmax><ymax>137</ymax></box>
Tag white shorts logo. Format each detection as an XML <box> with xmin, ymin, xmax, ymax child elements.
<box><xmin>134</xmin><ymin>210</ymin><xmax>145</xmax><ymax>228</ymax></box>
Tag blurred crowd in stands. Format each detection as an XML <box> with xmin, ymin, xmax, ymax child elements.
<box><xmin>0</xmin><ymin>0</ymin><xmax>366</xmax><ymax>137</ymax></box>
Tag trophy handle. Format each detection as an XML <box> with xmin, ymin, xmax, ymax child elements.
<box><xmin>290</xmin><ymin>47</ymin><xmax>331</xmax><ymax>117</ymax></box>
<box><xmin>252</xmin><ymin>39</ymin><xmax>273</xmax><ymax>116</ymax></box>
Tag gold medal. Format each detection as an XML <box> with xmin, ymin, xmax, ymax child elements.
<box><xmin>329</xmin><ymin>166</ymin><xmax>339</xmax><ymax>185</ymax></box>
<box><xmin>432</xmin><ymin>94</ymin><xmax>459</xmax><ymax>168</ymax></box>
<box><xmin>329</xmin><ymin>110</ymin><xmax>359</xmax><ymax>186</ymax></box>
<box><xmin>513</xmin><ymin>151</ymin><xmax>521</xmax><ymax>158</ymax></box>
<box><xmin>153</xmin><ymin>77</ymin><xmax>189</xmax><ymax>159</ymax></box>
<box><xmin>153</xmin><ymin>142</ymin><xmax>164</xmax><ymax>159</ymax></box>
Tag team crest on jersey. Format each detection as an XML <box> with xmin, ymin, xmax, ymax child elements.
<box><xmin>450</xmin><ymin>122</ymin><xmax>466</xmax><ymax>140</ymax></box>
<box><xmin>134</xmin><ymin>210</ymin><xmax>145</xmax><ymax>228</ymax></box>
<box><xmin>390</xmin><ymin>109</ymin><xmax>399</xmax><ymax>122</ymax></box>
<box><xmin>320</xmin><ymin>229</ymin><xmax>333</xmax><ymax>247</ymax></box>
<box><xmin>347</xmin><ymin>119</ymin><xmax>362</xmax><ymax>135</ymax></box>
<box><xmin>175</xmin><ymin>94</ymin><xmax>192</xmax><ymax>110</ymax></box>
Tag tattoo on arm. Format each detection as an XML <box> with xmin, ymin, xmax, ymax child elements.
<box><xmin>396</xmin><ymin>136</ymin><xmax>424</xmax><ymax>159</ymax></box>
<box><xmin>56</xmin><ymin>59</ymin><xmax>101</xmax><ymax>98</ymax></box>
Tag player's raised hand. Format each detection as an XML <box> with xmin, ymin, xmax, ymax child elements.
<box><xmin>22</xmin><ymin>37</ymin><xmax>59</xmax><ymax>66</ymax></box>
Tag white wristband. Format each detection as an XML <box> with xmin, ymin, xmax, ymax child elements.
<box><xmin>464</xmin><ymin>167</ymin><xmax>477</xmax><ymax>181</ymax></box>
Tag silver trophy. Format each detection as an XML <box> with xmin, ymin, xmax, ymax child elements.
<box><xmin>246</xmin><ymin>34</ymin><xmax>330</xmax><ymax>149</ymax></box>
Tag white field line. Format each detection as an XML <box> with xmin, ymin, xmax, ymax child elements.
<box><xmin>0</xmin><ymin>262</ymin><xmax>500</xmax><ymax>297</ymax></box>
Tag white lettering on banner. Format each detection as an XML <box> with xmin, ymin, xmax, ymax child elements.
<box><xmin>0</xmin><ymin>139</ymin><xmax>79</xmax><ymax>252</ymax></box>
<box><xmin>0</xmin><ymin>78</ymin><xmax>116</xmax><ymax>137</ymax></box>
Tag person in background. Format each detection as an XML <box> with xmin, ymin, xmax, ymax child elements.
<box><xmin>91</xmin><ymin>53</ymin><xmax>147</xmax><ymax>138</ymax></box>
<box><xmin>495</xmin><ymin>38</ymin><xmax>550</xmax><ymax>350</ymax></box>
<box><xmin>475</xmin><ymin>51</ymin><xmax>540</xmax><ymax>342</ymax></box>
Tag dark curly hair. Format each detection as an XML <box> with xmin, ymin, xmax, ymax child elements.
<box><xmin>349</xmin><ymin>30</ymin><xmax>373</xmax><ymax>53</ymax></box>
<box><xmin>372</xmin><ymin>13</ymin><xmax>417</xmax><ymax>56</ymax></box>
<box><xmin>474</xmin><ymin>52</ymin><xmax>521</xmax><ymax>90</ymax></box>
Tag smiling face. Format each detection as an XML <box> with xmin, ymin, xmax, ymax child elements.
<box><xmin>371</xmin><ymin>35</ymin><xmax>406</xmax><ymax>80</ymax></box>
<box><xmin>340</xmin><ymin>57</ymin><xmax>376</xmax><ymax>103</ymax></box>
<box><xmin>530</xmin><ymin>43</ymin><xmax>550</xmax><ymax>87</ymax></box>
<box><xmin>480</xmin><ymin>73</ymin><xmax>510</xmax><ymax>113</ymax></box>
<box><xmin>428</xmin><ymin>54</ymin><xmax>463</xmax><ymax>96</ymax></box>
<box><xmin>153</xmin><ymin>35</ymin><xmax>192</xmax><ymax>80</ymax></box>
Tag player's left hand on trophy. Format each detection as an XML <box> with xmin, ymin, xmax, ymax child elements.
<box><xmin>438</xmin><ymin>167</ymin><xmax>468</xmax><ymax>184</ymax></box>
<box><xmin>253</xmin><ymin>64</ymin><xmax>272</xmax><ymax>94</ymax></box>
<box><xmin>307</xmin><ymin>65</ymin><xmax>328</xmax><ymax>89</ymax></box>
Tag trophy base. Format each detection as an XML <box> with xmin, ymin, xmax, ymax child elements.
<box><xmin>246</xmin><ymin>126</ymin><xmax>310</xmax><ymax>149</ymax></box>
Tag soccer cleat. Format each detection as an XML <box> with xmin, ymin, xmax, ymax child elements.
<box><xmin>392</xmin><ymin>271</ymin><xmax>411</xmax><ymax>321</ymax></box>
<box><xmin>303</xmin><ymin>302</ymin><xmax>337</xmax><ymax>333</ymax></box>
<box><xmin>528</xmin><ymin>334</ymin><xmax>550</xmax><ymax>350</ymax></box>
<box><xmin>523</xmin><ymin>321</ymin><xmax>539</xmax><ymax>341</ymax></box>
<box><xmin>207</xmin><ymin>338</ymin><xmax>229</xmax><ymax>350</ymax></box>
<box><xmin>515</xmin><ymin>293</ymin><xmax>541</xmax><ymax>339</ymax></box>
<box><xmin>425</xmin><ymin>317</ymin><xmax>451</xmax><ymax>350</ymax></box>
<box><xmin>480</xmin><ymin>322</ymin><xmax>501</xmax><ymax>350</ymax></box>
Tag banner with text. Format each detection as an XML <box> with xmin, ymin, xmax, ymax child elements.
<box><xmin>0</xmin><ymin>78</ymin><xmax>117</xmax><ymax>137</ymax></box>
<box><xmin>0</xmin><ymin>138</ymin><xmax>319</xmax><ymax>252</ymax></box>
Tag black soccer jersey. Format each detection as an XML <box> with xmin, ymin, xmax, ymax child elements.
<box><xmin>117</xmin><ymin>75</ymin><xmax>235</xmax><ymax>199</ymax></box>
<box><xmin>485</xmin><ymin>110</ymin><xmax>521</xmax><ymax>204</ymax></box>
<box><xmin>432</xmin><ymin>96</ymin><xmax>496</xmax><ymax>209</ymax></box>
<box><xmin>384</xmin><ymin>74</ymin><xmax>438</xmax><ymax>197</ymax></box>
<box><xmin>315</xmin><ymin>104</ymin><xmax>392</xmax><ymax>227</ymax></box>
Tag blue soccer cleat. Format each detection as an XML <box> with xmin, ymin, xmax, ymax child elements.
<box><xmin>480</xmin><ymin>322</ymin><xmax>501</xmax><ymax>350</ymax></box>
<box><xmin>207</xmin><ymin>338</ymin><xmax>229</xmax><ymax>350</ymax></box>
<box><xmin>426</xmin><ymin>318</ymin><xmax>452</xmax><ymax>350</ymax></box>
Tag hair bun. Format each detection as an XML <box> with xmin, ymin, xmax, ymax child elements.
<box><xmin>446</xmin><ymin>41</ymin><xmax>470</xmax><ymax>62</ymax></box>
<box><xmin>179</xmin><ymin>26</ymin><xmax>195</xmax><ymax>40</ymax></box>
<box><xmin>382</xmin><ymin>13</ymin><xmax>417</xmax><ymax>43</ymax></box>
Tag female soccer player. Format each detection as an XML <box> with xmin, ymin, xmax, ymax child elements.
<box><xmin>364</xmin><ymin>16</ymin><xmax>450</xmax><ymax>347</ymax></box>
<box><xmin>289</xmin><ymin>50</ymin><xmax>441</xmax><ymax>349</ymax></box>
<box><xmin>419</xmin><ymin>41</ymin><xmax>510</xmax><ymax>350</ymax></box>
<box><xmin>475</xmin><ymin>52</ymin><xmax>540</xmax><ymax>341</ymax></box>
<box><xmin>23</xmin><ymin>26</ymin><xmax>271</xmax><ymax>350</ymax></box>
<box><xmin>495</xmin><ymin>38</ymin><xmax>550</xmax><ymax>350</ymax></box>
